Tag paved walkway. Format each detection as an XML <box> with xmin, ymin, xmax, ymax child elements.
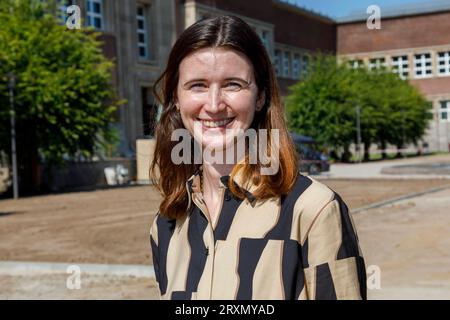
<box><xmin>322</xmin><ymin>154</ymin><xmax>450</xmax><ymax>179</ymax></box>
<box><xmin>0</xmin><ymin>262</ymin><xmax>158</xmax><ymax>300</ymax></box>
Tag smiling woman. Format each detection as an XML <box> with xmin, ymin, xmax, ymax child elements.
<box><xmin>149</xmin><ymin>15</ymin><xmax>367</xmax><ymax>300</ymax></box>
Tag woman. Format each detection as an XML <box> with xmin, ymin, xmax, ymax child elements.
<box><xmin>149</xmin><ymin>15</ymin><xmax>366</xmax><ymax>300</ymax></box>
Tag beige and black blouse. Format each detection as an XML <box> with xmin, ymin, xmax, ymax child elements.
<box><xmin>150</xmin><ymin>169</ymin><xmax>367</xmax><ymax>300</ymax></box>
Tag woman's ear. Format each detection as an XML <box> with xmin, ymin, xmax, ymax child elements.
<box><xmin>256</xmin><ymin>91</ymin><xmax>266</xmax><ymax>111</ymax></box>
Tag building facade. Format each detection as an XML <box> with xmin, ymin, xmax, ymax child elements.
<box><xmin>337</xmin><ymin>4</ymin><xmax>450</xmax><ymax>152</ymax></box>
<box><xmin>60</xmin><ymin>0</ymin><xmax>177</xmax><ymax>156</ymax></box>
<box><xmin>59</xmin><ymin>1</ymin><xmax>450</xmax><ymax>155</ymax></box>
<box><xmin>59</xmin><ymin>0</ymin><xmax>335</xmax><ymax>157</ymax></box>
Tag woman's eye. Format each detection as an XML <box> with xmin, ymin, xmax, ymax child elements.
<box><xmin>224</xmin><ymin>82</ymin><xmax>242</xmax><ymax>90</ymax></box>
<box><xmin>189</xmin><ymin>83</ymin><xmax>207</xmax><ymax>90</ymax></box>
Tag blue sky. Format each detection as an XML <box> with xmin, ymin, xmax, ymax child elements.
<box><xmin>291</xmin><ymin>0</ymin><xmax>450</xmax><ymax>18</ymax></box>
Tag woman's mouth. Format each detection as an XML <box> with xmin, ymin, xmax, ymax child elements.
<box><xmin>198</xmin><ymin>117</ymin><xmax>235</xmax><ymax>128</ymax></box>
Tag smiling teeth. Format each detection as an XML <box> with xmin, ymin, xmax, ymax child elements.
<box><xmin>202</xmin><ymin>118</ymin><xmax>233</xmax><ymax>128</ymax></box>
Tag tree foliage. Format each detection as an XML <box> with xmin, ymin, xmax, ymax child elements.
<box><xmin>286</xmin><ymin>55</ymin><xmax>432</xmax><ymax>161</ymax></box>
<box><xmin>0</xmin><ymin>0</ymin><xmax>122</xmax><ymax>175</ymax></box>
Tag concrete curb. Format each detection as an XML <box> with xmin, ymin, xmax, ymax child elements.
<box><xmin>352</xmin><ymin>183</ymin><xmax>450</xmax><ymax>214</ymax></box>
<box><xmin>317</xmin><ymin>174</ymin><xmax>450</xmax><ymax>180</ymax></box>
<box><xmin>0</xmin><ymin>261</ymin><xmax>155</xmax><ymax>279</ymax></box>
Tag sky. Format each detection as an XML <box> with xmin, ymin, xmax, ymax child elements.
<box><xmin>290</xmin><ymin>0</ymin><xmax>450</xmax><ymax>19</ymax></box>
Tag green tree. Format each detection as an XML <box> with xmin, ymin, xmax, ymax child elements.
<box><xmin>0</xmin><ymin>0</ymin><xmax>122</xmax><ymax>191</ymax></box>
<box><xmin>286</xmin><ymin>55</ymin><xmax>358</xmax><ymax>162</ymax></box>
<box><xmin>286</xmin><ymin>54</ymin><xmax>432</xmax><ymax>162</ymax></box>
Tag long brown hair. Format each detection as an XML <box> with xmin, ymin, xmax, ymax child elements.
<box><xmin>151</xmin><ymin>15</ymin><xmax>299</xmax><ymax>219</ymax></box>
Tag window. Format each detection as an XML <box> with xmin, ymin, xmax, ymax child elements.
<box><xmin>300</xmin><ymin>54</ymin><xmax>309</xmax><ymax>77</ymax></box>
<box><xmin>368</xmin><ymin>57</ymin><xmax>386</xmax><ymax>70</ymax></box>
<box><xmin>283</xmin><ymin>51</ymin><xmax>290</xmax><ymax>78</ymax></box>
<box><xmin>86</xmin><ymin>0</ymin><xmax>103</xmax><ymax>30</ymax></box>
<box><xmin>440</xmin><ymin>101</ymin><xmax>450</xmax><ymax>122</ymax></box>
<box><xmin>414</xmin><ymin>53</ymin><xmax>433</xmax><ymax>78</ymax></box>
<box><xmin>437</xmin><ymin>51</ymin><xmax>450</xmax><ymax>76</ymax></box>
<box><xmin>391</xmin><ymin>55</ymin><xmax>409</xmax><ymax>79</ymax></box>
<box><xmin>136</xmin><ymin>4</ymin><xmax>149</xmax><ymax>60</ymax></box>
<box><xmin>58</xmin><ymin>0</ymin><xmax>74</xmax><ymax>24</ymax></box>
<box><xmin>274</xmin><ymin>50</ymin><xmax>281</xmax><ymax>77</ymax></box>
<box><xmin>259</xmin><ymin>30</ymin><xmax>269</xmax><ymax>51</ymax></box>
<box><xmin>349</xmin><ymin>59</ymin><xmax>364</xmax><ymax>69</ymax></box>
<box><xmin>142</xmin><ymin>87</ymin><xmax>158</xmax><ymax>136</ymax></box>
<box><xmin>292</xmin><ymin>54</ymin><xmax>300</xmax><ymax>79</ymax></box>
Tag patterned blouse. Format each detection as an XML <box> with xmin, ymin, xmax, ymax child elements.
<box><xmin>150</xmin><ymin>169</ymin><xmax>367</xmax><ymax>300</ymax></box>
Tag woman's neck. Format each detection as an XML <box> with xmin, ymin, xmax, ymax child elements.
<box><xmin>201</xmin><ymin>142</ymin><xmax>246</xmax><ymax>196</ymax></box>
<box><xmin>201</xmin><ymin>162</ymin><xmax>234</xmax><ymax>194</ymax></box>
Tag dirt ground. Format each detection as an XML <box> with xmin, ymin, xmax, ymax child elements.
<box><xmin>0</xmin><ymin>178</ymin><xmax>449</xmax><ymax>265</ymax></box>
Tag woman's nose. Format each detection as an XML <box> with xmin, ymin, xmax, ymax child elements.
<box><xmin>204</xmin><ymin>85</ymin><xmax>226</xmax><ymax>113</ymax></box>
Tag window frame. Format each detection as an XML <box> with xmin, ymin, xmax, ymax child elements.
<box><xmin>440</xmin><ymin>100</ymin><xmax>450</xmax><ymax>122</ymax></box>
<box><xmin>274</xmin><ymin>49</ymin><xmax>282</xmax><ymax>77</ymax></box>
<box><xmin>391</xmin><ymin>55</ymin><xmax>409</xmax><ymax>80</ymax></box>
<box><xmin>413</xmin><ymin>53</ymin><xmax>433</xmax><ymax>79</ymax></box>
<box><xmin>437</xmin><ymin>51</ymin><xmax>450</xmax><ymax>76</ymax></box>
<box><xmin>86</xmin><ymin>0</ymin><xmax>104</xmax><ymax>30</ymax></box>
<box><xmin>349</xmin><ymin>59</ymin><xmax>364</xmax><ymax>69</ymax></box>
<box><xmin>259</xmin><ymin>29</ymin><xmax>270</xmax><ymax>51</ymax></box>
<box><xmin>368</xmin><ymin>57</ymin><xmax>386</xmax><ymax>70</ymax></box>
<box><xmin>136</xmin><ymin>4</ymin><xmax>150</xmax><ymax>60</ymax></box>
<box><xmin>282</xmin><ymin>51</ymin><xmax>290</xmax><ymax>78</ymax></box>
<box><xmin>292</xmin><ymin>53</ymin><xmax>300</xmax><ymax>80</ymax></box>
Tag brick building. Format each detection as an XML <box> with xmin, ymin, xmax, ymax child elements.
<box><xmin>337</xmin><ymin>3</ymin><xmax>450</xmax><ymax>152</ymax></box>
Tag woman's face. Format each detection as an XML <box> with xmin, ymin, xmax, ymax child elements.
<box><xmin>176</xmin><ymin>47</ymin><xmax>264</xmax><ymax>151</ymax></box>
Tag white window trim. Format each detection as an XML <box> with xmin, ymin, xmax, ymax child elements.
<box><xmin>368</xmin><ymin>57</ymin><xmax>386</xmax><ymax>70</ymax></box>
<box><xmin>349</xmin><ymin>59</ymin><xmax>364</xmax><ymax>69</ymax></box>
<box><xmin>391</xmin><ymin>55</ymin><xmax>409</xmax><ymax>80</ymax></box>
<box><xmin>440</xmin><ymin>101</ymin><xmax>450</xmax><ymax>122</ymax></box>
<box><xmin>413</xmin><ymin>53</ymin><xmax>433</xmax><ymax>79</ymax></box>
<box><xmin>137</xmin><ymin>4</ymin><xmax>149</xmax><ymax>60</ymax></box>
<box><xmin>86</xmin><ymin>0</ymin><xmax>104</xmax><ymax>30</ymax></box>
<box><xmin>437</xmin><ymin>52</ymin><xmax>450</xmax><ymax>77</ymax></box>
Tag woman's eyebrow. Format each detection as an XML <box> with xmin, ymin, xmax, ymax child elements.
<box><xmin>182</xmin><ymin>77</ymin><xmax>250</xmax><ymax>87</ymax></box>
<box><xmin>224</xmin><ymin>77</ymin><xmax>251</xmax><ymax>85</ymax></box>
<box><xmin>182</xmin><ymin>78</ymin><xmax>206</xmax><ymax>86</ymax></box>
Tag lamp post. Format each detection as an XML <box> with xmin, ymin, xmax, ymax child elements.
<box><xmin>355</xmin><ymin>105</ymin><xmax>362</xmax><ymax>163</ymax></box>
<box><xmin>8</xmin><ymin>72</ymin><xmax>19</xmax><ymax>199</ymax></box>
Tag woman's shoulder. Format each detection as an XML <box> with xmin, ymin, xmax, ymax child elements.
<box><xmin>290</xmin><ymin>173</ymin><xmax>337</xmax><ymax>206</ymax></box>
<box><xmin>288</xmin><ymin>173</ymin><xmax>344</xmax><ymax>223</ymax></box>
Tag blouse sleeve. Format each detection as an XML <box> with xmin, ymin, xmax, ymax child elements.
<box><xmin>301</xmin><ymin>193</ymin><xmax>367</xmax><ymax>300</ymax></box>
<box><xmin>149</xmin><ymin>214</ymin><xmax>161</xmax><ymax>299</ymax></box>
